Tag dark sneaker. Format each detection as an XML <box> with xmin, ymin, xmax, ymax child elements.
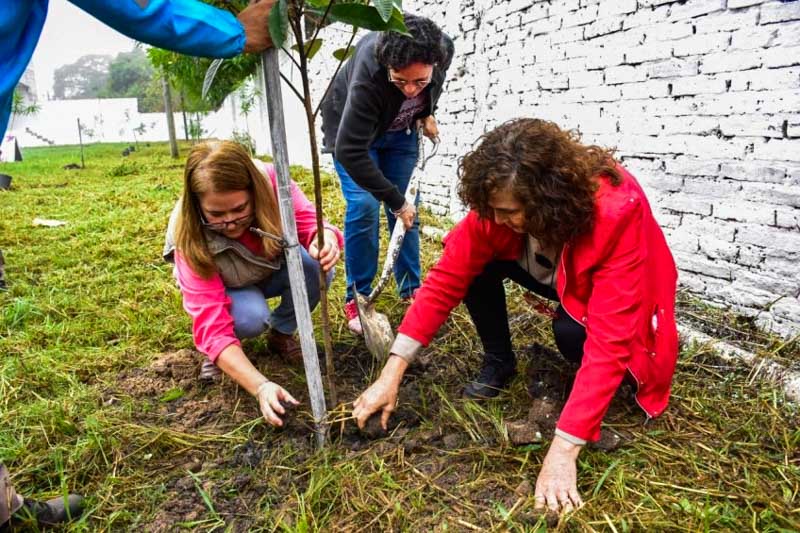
<box><xmin>11</xmin><ymin>494</ymin><xmax>84</xmax><ymax>526</ymax></box>
<box><xmin>267</xmin><ymin>330</ymin><xmax>303</xmax><ymax>365</ymax></box>
<box><xmin>462</xmin><ymin>352</ymin><xmax>517</xmax><ymax>399</ymax></box>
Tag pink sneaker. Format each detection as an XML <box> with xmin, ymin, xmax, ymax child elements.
<box><xmin>344</xmin><ymin>300</ymin><xmax>363</xmax><ymax>336</ymax></box>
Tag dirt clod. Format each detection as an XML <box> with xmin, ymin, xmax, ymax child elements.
<box><xmin>514</xmin><ymin>479</ymin><xmax>532</xmax><ymax>498</ymax></box>
<box><xmin>506</xmin><ymin>420</ymin><xmax>542</xmax><ymax>446</ymax></box>
<box><xmin>590</xmin><ymin>428</ymin><xmax>624</xmax><ymax>451</ymax></box>
<box><xmin>360</xmin><ymin>413</ymin><xmax>388</xmax><ymax>439</ymax></box>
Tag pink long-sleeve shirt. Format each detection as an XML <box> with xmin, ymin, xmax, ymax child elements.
<box><xmin>174</xmin><ymin>162</ymin><xmax>343</xmax><ymax>361</ymax></box>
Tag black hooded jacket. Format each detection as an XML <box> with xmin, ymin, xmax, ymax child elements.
<box><xmin>320</xmin><ymin>31</ymin><xmax>454</xmax><ymax>211</ymax></box>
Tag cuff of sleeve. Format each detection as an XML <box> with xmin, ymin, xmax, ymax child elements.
<box><xmin>390</xmin><ymin>333</ymin><xmax>423</xmax><ymax>364</ymax></box>
<box><xmin>207</xmin><ymin>338</ymin><xmax>241</xmax><ymax>363</ymax></box>
<box><xmin>555</xmin><ymin>428</ymin><xmax>587</xmax><ymax>446</ymax></box>
<box><xmin>386</xmin><ymin>189</ymin><xmax>406</xmax><ymax>212</ymax></box>
<box><xmin>323</xmin><ymin>223</ymin><xmax>345</xmax><ymax>248</ymax></box>
<box><xmin>233</xmin><ymin>20</ymin><xmax>246</xmax><ymax>56</ymax></box>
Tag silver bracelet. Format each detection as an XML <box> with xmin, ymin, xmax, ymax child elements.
<box><xmin>392</xmin><ymin>201</ymin><xmax>411</xmax><ymax>216</ymax></box>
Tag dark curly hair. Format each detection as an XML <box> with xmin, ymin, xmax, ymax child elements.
<box><xmin>457</xmin><ymin>118</ymin><xmax>621</xmax><ymax>249</ymax></box>
<box><xmin>375</xmin><ymin>14</ymin><xmax>445</xmax><ymax>69</ymax></box>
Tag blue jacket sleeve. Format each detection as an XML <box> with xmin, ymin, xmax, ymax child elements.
<box><xmin>68</xmin><ymin>0</ymin><xmax>245</xmax><ymax>58</ymax></box>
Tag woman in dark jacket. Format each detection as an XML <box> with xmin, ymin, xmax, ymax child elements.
<box><xmin>321</xmin><ymin>14</ymin><xmax>454</xmax><ymax>335</ymax></box>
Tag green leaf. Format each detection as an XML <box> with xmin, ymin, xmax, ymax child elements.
<box><xmin>290</xmin><ymin>38</ymin><xmax>324</xmax><ymax>60</ymax></box>
<box><xmin>332</xmin><ymin>46</ymin><xmax>355</xmax><ymax>61</ymax></box>
<box><xmin>310</xmin><ymin>4</ymin><xmax>409</xmax><ymax>35</ymax></box>
<box><xmin>304</xmin><ymin>0</ymin><xmax>329</xmax><ymax>7</ymax></box>
<box><xmin>269</xmin><ymin>0</ymin><xmax>289</xmax><ymax>49</ymax></box>
<box><xmin>373</xmin><ymin>0</ymin><xmax>394</xmax><ymax>22</ymax></box>
<box><xmin>160</xmin><ymin>387</ymin><xmax>185</xmax><ymax>402</ymax></box>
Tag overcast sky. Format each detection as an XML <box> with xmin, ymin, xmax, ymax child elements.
<box><xmin>30</xmin><ymin>0</ymin><xmax>139</xmax><ymax>99</ymax></box>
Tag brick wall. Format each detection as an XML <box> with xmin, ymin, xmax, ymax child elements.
<box><xmin>308</xmin><ymin>0</ymin><xmax>800</xmax><ymax>336</ymax></box>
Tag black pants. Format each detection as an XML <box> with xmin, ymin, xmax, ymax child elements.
<box><xmin>463</xmin><ymin>260</ymin><xmax>586</xmax><ymax>363</ymax></box>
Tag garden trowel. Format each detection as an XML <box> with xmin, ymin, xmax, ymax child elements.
<box><xmin>355</xmin><ymin>129</ymin><xmax>439</xmax><ymax>360</ymax></box>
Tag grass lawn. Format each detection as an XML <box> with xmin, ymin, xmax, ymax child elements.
<box><xmin>1</xmin><ymin>141</ymin><xmax>798</xmax><ymax>531</ymax></box>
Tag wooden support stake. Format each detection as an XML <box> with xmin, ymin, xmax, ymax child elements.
<box><xmin>260</xmin><ymin>48</ymin><xmax>327</xmax><ymax>448</ymax></box>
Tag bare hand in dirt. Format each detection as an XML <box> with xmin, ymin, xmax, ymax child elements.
<box><xmin>534</xmin><ymin>435</ymin><xmax>584</xmax><ymax>514</ymax></box>
<box><xmin>308</xmin><ymin>229</ymin><xmax>340</xmax><ymax>272</ymax></box>
<box><xmin>420</xmin><ymin>116</ymin><xmax>439</xmax><ymax>141</ymax></box>
<box><xmin>396</xmin><ymin>203</ymin><xmax>417</xmax><ymax>230</ymax></box>
<box><xmin>353</xmin><ymin>356</ymin><xmax>408</xmax><ymax>430</ymax></box>
<box><xmin>238</xmin><ymin>0</ymin><xmax>276</xmax><ymax>53</ymax></box>
<box><xmin>256</xmin><ymin>381</ymin><xmax>299</xmax><ymax>427</ymax></box>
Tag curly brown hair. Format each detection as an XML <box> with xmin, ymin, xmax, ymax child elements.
<box><xmin>457</xmin><ymin>118</ymin><xmax>621</xmax><ymax>249</ymax></box>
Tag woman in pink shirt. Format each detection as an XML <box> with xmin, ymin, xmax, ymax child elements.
<box><xmin>164</xmin><ymin>141</ymin><xmax>343</xmax><ymax>426</ymax></box>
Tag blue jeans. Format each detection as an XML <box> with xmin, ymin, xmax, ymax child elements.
<box><xmin>226</xmin><ymin>246</ymin><xmax>334</xmax><ymax>338</ymax></box>
<box><xmin>335</xmin><ymin>129</ymin><xmax>420</xmax><ymax>301</ymax></box>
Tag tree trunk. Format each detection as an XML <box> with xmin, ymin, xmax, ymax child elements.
<box><xmin>162</xmin><ymin>73</ymin><xmax>179</xmax><ymax>158</ymax></box>
<box><xmin>260</xmin><ymin>49</ymin><xmax>328</xmax><ymax>448</ymax></box>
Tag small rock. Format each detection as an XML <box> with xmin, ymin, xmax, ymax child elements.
<box><xmin>506</xmin><ymin>420</ymin><xmax>542</xmax><ymax>446</ymax></box>
<box><xmin>175</xmin><ymin>477</ymin><xmax>194</xmax><ymax>491</ymax></box>
<box><xmin>182</xmin><ymin>461</ymin><xmax>202</xmax><ymax>473</ymax></box>
<box><xmin>442</xmin><ymin>433</ymin><xmax>462</xmax><ymax>450</ymax></box>
<box><xmin>402</xmin><ymin>438</ymin><xmax>422</xmax><ymax>454</ymax></box>
<box><xmin>514</xmin><ymin>479</ymin><xmax>532</xmax><ymax>498</ymax></box>
<box><xmin>519</xmin><ymin>509</ymin><xmax>559</xmax><ymax>528</ymax></box>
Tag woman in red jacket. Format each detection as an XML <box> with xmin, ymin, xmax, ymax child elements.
<box><xmin>353</xmin><ymin>118</ymin><xmax>679</xmax><ymax>513</ymax></box>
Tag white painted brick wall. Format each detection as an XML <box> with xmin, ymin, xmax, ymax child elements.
<box><xmin>304</xmin><ymin>0</ymin><xmax>800</xmax><ymax>337</ymax></box>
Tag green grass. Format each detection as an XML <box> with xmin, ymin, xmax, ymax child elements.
<box><xmin>1</xmin><ymin>142</ymin><xmax>798</xmax><ymax>531</ymax></box>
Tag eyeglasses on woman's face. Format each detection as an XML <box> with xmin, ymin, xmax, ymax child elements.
<box><xmin>200</xmin><ymin>210</ymin><xmax>253</xmax><ymax>232</ymax></box>
<box><xmin>388</xmin><ymin>71</ymin><xmax>433</xmax><ymax>89</ymax></box>
<box><xmin>387</xmin><ymin>63</ymin><xmax>435</xmax><ymax>93</ymax></box>
<box><xmin>198</xmin><ymin>191</ymin><xmax>253</xmax><ymax>233</ymax></box>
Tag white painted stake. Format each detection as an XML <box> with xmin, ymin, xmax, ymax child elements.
<box><xmin>260</xmin><ymin>49</ymin><xmax>327</xmax><ymax>448</ymax></box>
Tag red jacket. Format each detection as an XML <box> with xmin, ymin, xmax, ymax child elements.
<box><xmin>398</xmin><ymin>166</ymin><xmax>679</xmax><ymax>442</ymax></box>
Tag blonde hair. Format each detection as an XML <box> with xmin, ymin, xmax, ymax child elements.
<box><xmin>175</xmin><ymin>141</ymin><xmax>284</xmax><ymax>278</ymax></box>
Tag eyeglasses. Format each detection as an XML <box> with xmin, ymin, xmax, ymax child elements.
<box><xmin>388</xmin><ymin>71</ymin><xmax>433</xmax><ymax>89</ymax></box>
<box><xmin>200</xmin><ymin>207</ymin><xmax>254</xmax><ymax>232</ymax></box>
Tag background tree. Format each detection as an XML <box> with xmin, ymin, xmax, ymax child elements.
<box><xmin>53</xmin><ymin>54</ymin><xmax>112</xmax><ymax>99</ymax></box>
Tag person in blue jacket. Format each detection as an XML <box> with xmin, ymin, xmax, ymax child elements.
<box><xmin>0</xmin><ymin>0</ymin><xmax>275</xmax><ymax>527</ymax></box>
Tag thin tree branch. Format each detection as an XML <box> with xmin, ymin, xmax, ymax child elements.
<box><xmin>313</xmin><ymin>28</ymin><xmax>357</xmax><ymax>120</ymax></box>
<box><xmin>281</xmin><ymin>45</ymin><xmax>302</xmax><ymax>71</ymax></box>
<box><xmin>279</xmin><ymin>71</ymin><xmax>304</xmax><ymax>102</ymax></box>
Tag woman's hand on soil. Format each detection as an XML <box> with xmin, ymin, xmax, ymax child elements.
<box><xmin>534</xmin><ymin>435</ymin><xmax>584</xmax><ymax>514</ymax></box>
<box><xmin>308</xmin><ymin>229</ymin><xmax>340</xmax><ymax>272</ymax></box>
<box><xmin>256</xmin><ymin>381</ymin><xmax>299</xmax><ymax>427</ymax></box>
<box><xmin>352</xmin><ymin>356</ymin><xmax>407</xmax><ymax>430</ymax></box>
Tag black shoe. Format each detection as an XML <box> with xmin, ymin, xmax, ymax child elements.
<box><xmin>11</xmin><ymin>494</ymin><xmax>84</xmax><ymax>527</ymax></box>
<box><xmin>462</xmin><ymin>352</ymin><xmax>516</xmax><ymax>399</ymax></box>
